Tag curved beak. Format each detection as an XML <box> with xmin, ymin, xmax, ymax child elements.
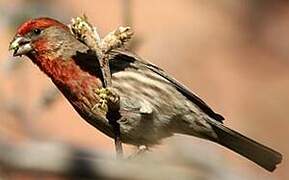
<box><xmin>9</xmin><ymin>35</ymin><xmax>32</xmax><ymax>57</ymax></box>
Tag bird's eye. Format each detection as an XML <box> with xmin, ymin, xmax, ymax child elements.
<box><xmin>33</xmin><ymin>28</ymin><xmax>41</xmax><ymax>35</ymax></box>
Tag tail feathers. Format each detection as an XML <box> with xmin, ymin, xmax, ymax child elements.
<box><xmin>207</xmin><ymin>120</ymin><xmax>282</xmax><ymax>172</ymax></box>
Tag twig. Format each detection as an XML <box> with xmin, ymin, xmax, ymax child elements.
<box><xmin>69</xmin><ymin>15</ymin><xmax>133</xmax><ymax>158</ymax></box>
<box><xmin>69</xmin><ymin>15</ymin><xmax>133</xmax><ymax>87</ymax></box>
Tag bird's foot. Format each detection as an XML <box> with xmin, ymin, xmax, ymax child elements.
<box><xmin>128</xmin><ymin>145</ymin><xmax>149</xmax><ymax>159</ymax></box>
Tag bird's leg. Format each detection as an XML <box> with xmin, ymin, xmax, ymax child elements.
<box><xmin>109</xmin><ymin>117</ymin><xmax>123</xmax><ymax>158</ymax></box>
<box><xmin>106</xmin><ymin>88</ymin><xmax>123</xmax><ymax>158</ymax></box>
<box><xmin>128</xmin><ymin>145</ymin><xmax>149</xmax><ymax>159</ymax></box>
<box><xmin>91</xmin><ymin>87</ymin><xmax>123</xmax><ymax>158</ymax></box>
<box><xmin>136</xmin><ymin>145</ymin><xmax>148</xmax><ymax>155</ymax></box>
<box><xmin>69</xmin><ymin>15</ymin><xmax>134</xmax><ymax>158</ymax></box>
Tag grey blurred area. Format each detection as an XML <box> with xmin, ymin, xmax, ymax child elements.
<box><xmin>0</xmin><ymin>0</ymin><xmax>288</xmax><ymax>179</ymax></box>
<box><xmin>0</xmin><ymin>139</ymin><xmax>268</xmax><ymax>180</ymax></box>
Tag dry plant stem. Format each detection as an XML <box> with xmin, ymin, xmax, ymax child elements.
<box><xmin>69</xmin><ymin>16</ymin><xmax>134</xmax><ymax>158</ymax></box>
<box><xmin>100</xmin><ymin>26</ymin><xmax>133</xmax><ymax>87</ymax></box>
<box><xmin>100</xmin><ymin>54</ymin><xmax>112</xmax><ymax>87</ymax></box>
<box><xmin>69</xmin><ymin>16</ymin><xmax>133</xmax><ymax>87</ymax></box>
<box><xmin>69</xmin><ymin>16</ymin><xmax>110</xmax><ymax>87</ymax></box>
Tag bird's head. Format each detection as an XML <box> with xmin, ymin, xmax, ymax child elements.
<box><xmin>9</xmin><ymin>17</ymin><xmax>73</xmax><ymax>58</ymax></box>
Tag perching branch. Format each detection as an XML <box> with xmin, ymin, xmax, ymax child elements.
<box><xmin>0</xmin><ymin>140</ymin><xmax>256</xmax><ymax>180</ymax></box>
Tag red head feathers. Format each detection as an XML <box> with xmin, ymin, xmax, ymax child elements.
<box><xmin>16</xmin><ymin>17</ymin><xmax>67</xmax><ymax>36</ymax></box>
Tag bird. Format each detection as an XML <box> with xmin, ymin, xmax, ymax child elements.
<box><xmin>9</xmin><ymin>17</ymin><xmax>282</xmax><ymax>172</ymax></box>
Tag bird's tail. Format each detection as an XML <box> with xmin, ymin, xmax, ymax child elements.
<box><xmin>206</xmin><ymin>119</ymin><xmax>282</xmax><ymax>172</ymax></box>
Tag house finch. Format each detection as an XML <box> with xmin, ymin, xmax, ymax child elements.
<box><xmin>9</xmin><ymin>17</ymin><xmax>282</xmax><ymax>171</ymax></box>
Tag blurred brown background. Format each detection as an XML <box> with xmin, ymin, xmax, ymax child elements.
<box><xmin>0</xmin><ymin>0</ymin><xmax>288</xmax><ymax>179</ymax></box>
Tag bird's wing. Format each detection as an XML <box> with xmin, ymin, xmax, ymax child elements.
<box><xmin>73</xmin><ymin>49</ymin><xmax>224</xmax><ymax>122</ymax></box>
<box><xmin>110</xmin><ymin>50</ymin><xmax>225</xmax><ymax>122</ymax></box>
